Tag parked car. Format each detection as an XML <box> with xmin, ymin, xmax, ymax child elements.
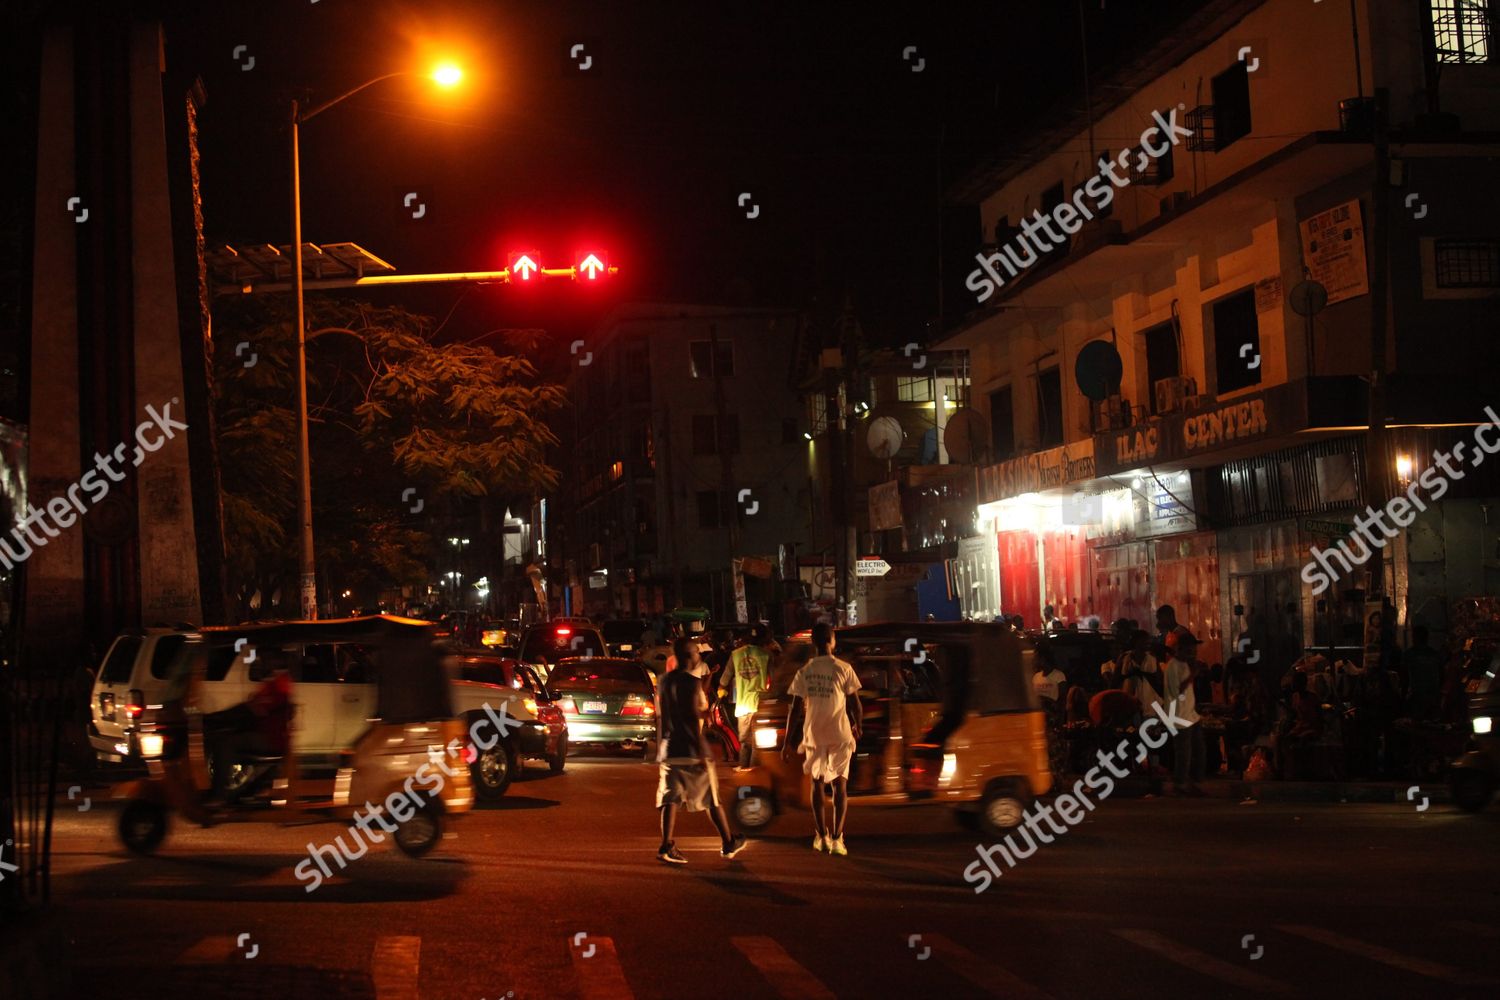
<box><xmin>514</xmin><ymin>622</ymin><xmax>608</xmax><ymax>683</ymax></box>
<box><xmin>544</xmin><ymin>657</ymin><xmax>658</xmax><ymax>755</ymax></box>
<box><xmin>88</xmin><ymin>625</ymin><xmax>199</xmax><ymax>765</ymax></box>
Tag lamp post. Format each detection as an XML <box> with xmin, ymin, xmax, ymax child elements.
<box><xmin>288</xmin><ymin>63</ymin><xmax>463</xmax><ymax>619</ymax></box>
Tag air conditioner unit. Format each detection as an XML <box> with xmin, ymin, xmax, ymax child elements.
<box><xmin>1091</xmin><ymin>395</ymin><xmax>1133</xmax><ymax>432</ymax></box>
<box><xmin>1154</xmin><ymin>376</ymin><xmax>1197</xmax><ymax>415</ymax></box>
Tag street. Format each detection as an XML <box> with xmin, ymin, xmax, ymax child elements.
<box><xmin>42</xmin><ymin>754</ymin><xmax>1500</xmax><ymax>999</ymax></box>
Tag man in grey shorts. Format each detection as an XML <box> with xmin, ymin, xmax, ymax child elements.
<box><xmin>655</xmin><ymin>637</ymin><xmax>748</xmax><ymax>864</ymax></box>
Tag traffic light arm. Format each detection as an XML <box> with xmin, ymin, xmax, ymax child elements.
<box><xmin>222</xmin><ymin>265</ymin><xmax>619</xmax><ymax>296</ymax></box>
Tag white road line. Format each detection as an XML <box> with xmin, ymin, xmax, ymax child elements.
<box><xmin>1111</xmin><ymin>929</ymin><xmax>1292</xmax><ymax>995</ymax></box>
<box><xmin>1278</xmin><ymin>924</ymin><xmax>1497</xmax><ymax>986</ymax></box>
<box><xmin>372</xmin><ymin>935</ymin><xmax>421</xmax><ymax>1000</ymax></box>
<box><xmin>732</xmin><ymin>935</ymin><xmax>837</xmax><ymax>1000</ymax></box>
<box><xmin>176</xmin><ymin>935</ymin><xmax>236</xmax><ymax>964</ymax></box>
<box><xmin>921</xmin><ymin>932</ymin><xmax>1053</xmax><ymax>999</ymax></box>
<box><xmin>571</xmin><ymin>935</ymin><xmax>635</xmax><ymax>1000</ymax></box>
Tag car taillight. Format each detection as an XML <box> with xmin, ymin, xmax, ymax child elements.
<box><xmin>126</xmin><ymin>689</ymin><xmax>145</xmax><ymax>722</ymax></box>
<box><xmin>522</xmin><ymin>696</ymin><xmax>538</xmax><ymax>716</ymax></box>
<box><xmin>99</xmin><ymin>692</ymin><xmax>115</xmax><ymax>722</ymax></box>
<box><xmin>557</xmin><ymin>697</ymin><xmax>579</xmax><ymax>714</ymax></box>
<box><xmin>538</xmin><ymin>705</ymin><xmax>565</xmax><ymax>725</ymax></box>
<box><xmin>620</xmin><ymin>694</ymin><xmax>654</xmax><ymax>716</ymax></box>
<box><xmin>556</xmin><ymin>627</ymin><xmax>572</xmax><ymax>636</ymax></box>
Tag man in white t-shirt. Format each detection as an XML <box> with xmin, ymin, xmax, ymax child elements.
<box><xmin>782</xmin><ymin>623</ymin><xmax>862</xmax><ymax>856</ymax></box>
<box><xmin>1164</xmin><ymin>632</ymin><xmax>1204</xmax><ymax>796</ymax></box>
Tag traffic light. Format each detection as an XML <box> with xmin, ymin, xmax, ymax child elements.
<box><xmin>506</xmin><ymin>250</ymin><xmax>541</xmax><ymax>281</ymax></box>
<box><xmin>575</xmin><ymin>251</ymin><xmax>608</xmax><ymax>280</ymax></box>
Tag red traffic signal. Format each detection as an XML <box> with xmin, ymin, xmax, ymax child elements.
<box><xmin>575</xmin><ymin>252</ymin><xmax>608</xmax><ymax>280</ymax></box>
<box><xmin>506</xmin><ymin>250</ymin><xmax>541</xmax><ymax>281</ymax></box>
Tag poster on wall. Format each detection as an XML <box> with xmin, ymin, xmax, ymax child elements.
<box><xmin>1299</xmin><ymin>199</ymin><xmax>1368</xmax><ymax>305</ymax></box>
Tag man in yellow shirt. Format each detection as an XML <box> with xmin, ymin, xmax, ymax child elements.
<box><xmin>721</xmin><ymin>623</ymin><xmax>776</xmax><ymax>770</ymax></box>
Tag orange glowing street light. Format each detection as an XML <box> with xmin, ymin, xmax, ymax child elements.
<box><xmin>287</xmin><ymin>59</ymin><xmax>464</xmax><ymax>619</ymax></box>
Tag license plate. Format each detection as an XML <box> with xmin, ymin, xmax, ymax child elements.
<box><xmin>583</xmin><ymin>701</ymin><xmax>608</xmax><ymax>714</ymax></box>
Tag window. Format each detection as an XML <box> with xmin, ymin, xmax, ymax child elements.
<box><xmin>1435</xmin><ymin>239</ymin><xmax>1500</xmax><ymax>287</ymax></box>
<box><xmin>149</xmin><ymin>636</ymin><xmax>187</xmax><ymax>680</ymax></box>
<box><xmin>989</xmin><ymin>386</ymin><xmax>1015</xmax><ymax>459</ymax></box>
<box><xmin>99</xmin><ymin>635</ymin><xmax>143</xmax><ymax>683</ymax></box>
<box><xmin>1037</xmin><ymin>367</ymin><xmax>1063</xmax><ymax>449</ymax></box>
<box><xmin>1211</xmin><ymin>62</ymin><xmax>1252</xmax><ymax>150</ymax></box>
<box><xmin>896</xmin><ymin>376</ymin><xmax>933</xmax><ymax>402</ymax></box>
<box><xmin>1212</xmin><ymin>288</ymin><xmax>1261</xmax><ymax>394</ymax></box>
<box><xmin>807</xmin><ymin>393</ymin><xmax>828</xmax><ymax>436</ymax></box>
<box><xmin>1144</xmin><ymin>321</ymin><xmax>1181</xmax><ymax>415</ymax></box>
<box><xmin>1432</xmin><ymin>0</ymin><xmax>1491</xmax><ymax>63</ymax></box>
<box><xmin>696</xmin><ymin>490</ymin><xmax>733</xmax><ymax>528</ymax></box>
<box><xmin>691</xmin><ymin>414</ymin><xmax>739</xmax><ymax>455</ymax></box>
<box><xmin>689</xmin><ymin>339</ymin><xmax>734</xmax><ymax>378</ymax></box>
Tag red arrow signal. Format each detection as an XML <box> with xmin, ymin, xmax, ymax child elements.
<box><xmin>577</xmin><ymin>253</ymin><xmax>606</xmax><ymax>279</ymax></box>
<box><xmin>507</xmin><ymin>251</ymin><xmax>540</xmax><ymax>281</ymax></box>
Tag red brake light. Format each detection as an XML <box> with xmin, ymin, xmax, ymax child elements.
<box><xmin>557</xmin><ymin>697</ymin><xmax>579</xmax><ymax>715</ymax></box>
<box><xmin>126</xmin><ymin>688</ymin><xmax>145</xmax><ymax>721</ymax></box>
<box><xmin>620</xmin><ymin>694</ymin><xmax>654</xmax><ymax>717</ymax></box>
<box><xmin>556</xmin><ymin>627</ymin><xmax>572</xmax><ymax>636</ymax></box>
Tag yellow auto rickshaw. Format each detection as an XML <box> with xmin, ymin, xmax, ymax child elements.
<box><xmin>115</xmin><ymin>615</ymin><xmax>472</xmax><ymax>858</ymax></box>
<box><xmin>723</xmin><ymin>622</ymin><xmax>1051</xmax><ymax>837</ymax></box>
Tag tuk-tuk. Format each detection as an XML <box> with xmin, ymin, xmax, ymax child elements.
<box><xmin>1449</xmin><ymin>633</ymin><xmax>1500</xmax><ymax>812</ymax></box>
<box><xmin>114</xmin><ymin>615</ymin><xmax>472</xmax><ymax>857</ymax></box>
<box><xmin>724</xmin><ymin>622</ymin><xmax>1051</xmax><ymax>837</ymax></box>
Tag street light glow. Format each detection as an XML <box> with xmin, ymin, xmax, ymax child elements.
<box><xmin>431</xmin><ymin>62</ymin><xmax>463</xmax><ymax>88</ymax></box>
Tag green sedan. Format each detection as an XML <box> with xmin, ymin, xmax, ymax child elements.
<box><xmin>546</xmin><ymin>657</ymin><xmax>659</xmax><ymax>754</ymax></box>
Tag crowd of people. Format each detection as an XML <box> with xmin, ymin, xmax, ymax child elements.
<box><xmin>1033</xmin><ymin>605</ymin><xmax>1475</xmax><ymax>790</ymax></box>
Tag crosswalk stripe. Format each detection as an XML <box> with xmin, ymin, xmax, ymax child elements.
<box><xmin>372</xmin><ymin>935</ymin><xmax>421</xmax><ymax>1000</ymax></box>
<box><xmin>176</xmin><ymin>935</ymin><xmax>236</xmax><ymax>963</ymax></box>
<box><xmin>1112</xmin><ymin>929</ymin><xmax>1292</xmax><ymax>995</ymax></box>
<box><xmin>733</xmin><ymin>936</ymin><xmax>836</xmax><ymax>1000</ymax></box>
<box><xmin>571</xmin><ymin>935</ymin><xmax>635</xmax><ymax>1000</ymax></box>
<box><xmin>920</xmin><ymin>933</ymin><xmax>1053</xmax><ymax>999</ymax></box>
<box><xmin>1278</xmin><ymin>924</ymin><xmax>1496</xmax><ymax>986</ymax></box>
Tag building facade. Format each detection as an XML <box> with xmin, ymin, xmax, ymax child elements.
<box><xmin>939</xmin><ymin>0</ymin><xmax>1500</xmax><ymax>669</ymax></box>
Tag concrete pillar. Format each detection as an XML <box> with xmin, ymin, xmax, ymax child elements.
<box><xmin>129</xmin><ymin>23</ymin><xmax>201</xmax><ymax>625</ymax></box>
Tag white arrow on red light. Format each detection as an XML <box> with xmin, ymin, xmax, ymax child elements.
<box><xmin>578</xmin><ymin>254</ymin><xmax>605</xmax><ymax>279</ymax></box>
<box><xmin>512</xmin><ymin>255</ymin><xmax>538</xmax><ymax>280</ymax></box>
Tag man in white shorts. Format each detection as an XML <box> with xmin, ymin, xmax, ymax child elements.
<box><xmin>782</xmin><ymin>622</ymin><xmax>863</xmax><ymax>855</ymax></box>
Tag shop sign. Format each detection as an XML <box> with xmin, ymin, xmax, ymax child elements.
<box><xmin>1299</xmin><ymin>199</ymin><xmax>1368</xmax><ymax>305</ymax></box>
<box><xmin>1301</xmin><ymin>518</ymin><xmax>1353</xmax><ymax>539</ymax></box>
<box><xmin>979</xmin><ymin>440</ymin><xmax>1096</xmax><ymax>505</ymax></box>
<box><xmin>868</xmin><ymin>480</ymin><xmax>903</xmax><ymax>532</ymax></box>
<box><xmin>1097</xmin><ymin>391</ymin><xmax>1277</xmax><ymax>475</ymax></box>
<box><xmin>1134</xmin><ymin>471</ymin><xmax>1197</xmax><ymax>538</ymax></box>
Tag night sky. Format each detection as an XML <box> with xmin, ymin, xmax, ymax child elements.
<box><xmin>158</xmin><ymin>0</ymin><xmax>1199</xmax><ymax>359</ymax></box>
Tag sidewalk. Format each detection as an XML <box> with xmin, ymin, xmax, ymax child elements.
<box><xmin>1096</xmin><ymin>774</ymin><xmax>1452</xmax><ymax>804</ymax></box>
<box><xmin>0</xmin><ymin>907</ymin><xmax>73</xmax><ymax>999</ymax></box>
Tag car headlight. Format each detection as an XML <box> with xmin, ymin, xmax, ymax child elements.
<box><xmin>753</xmin><ymin>727</ymin><xmax>781</xmax><ymax>749</ymax></box>
<box><xmin>1475</xmin><ymin>716</ymin><xmax>1493</xmax><ymax>735</ymax></box>
<box><xmin>138</xmin><ymin>732</ymin><xmax>165</xmax><ymax>758</ymax></box>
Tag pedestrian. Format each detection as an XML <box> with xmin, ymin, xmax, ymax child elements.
<box><xmin>1031</xmin><ymin>643</ymin><xmax>1068</xmax><ymax>706</ymax></box>
<box><xmin>1042</xmin><ymin>604</ymin><xmax>1063</xmax><ymax>631</ymax></box>
<box><xmin>1164</xmin><ymin>632</ymin><xmax>1206</xmax><ymax>796</ymax></box>
<box><xmin>721</xmin><ymin>622</ymin><xmax>775</xmax><ymax>771</ymax></box>
<box><xmin>654</xmin><ymin>637</ymin><xmax>747</xmax><ymax>865</ymax></box>
<box><xmin>782</xmin><ymin>622</ymin><xmax>862</xmax><ymax>855</ymax></box>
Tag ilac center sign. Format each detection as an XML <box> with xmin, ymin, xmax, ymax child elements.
<box><xmin>1099</xmin><ymin>394</ymin><xmax>1273</xmax><ymax>475</ymax></box>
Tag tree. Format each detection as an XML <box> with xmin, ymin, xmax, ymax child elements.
<box><xmin>211</xmin><ymin>296</ymin><xmax>563</xmax><ymax>619</ymax></box>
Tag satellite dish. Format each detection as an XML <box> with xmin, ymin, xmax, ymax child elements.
<box><xmin>866</xmin><ymin>416</ymin><xmax>905</xmax><ymax>460</ymax></box>
<box><xmin>943</xmin><ymin>407</ymin><xmax>988</xmax><ymax>464</ymax></box>
<box><xmin>1074</xmin><ymin>340</ymin><xmax>1124</xmax><ymax>402</ymax></box>
<box><xmin>1289</xmin><ymin>280</ymin><xmax>1328</xmax><ymax>317</ymax></box>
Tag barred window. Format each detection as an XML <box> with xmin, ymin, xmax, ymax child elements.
<box><xmin>1434</xmin><ymin>239</ymin><xmax>1500</xmax><ymax>287</ymax></box>
<box><xmin>1431</xmin><ymin>0</ymin><xmax>1491</xmax><ymax>64</ymax></box>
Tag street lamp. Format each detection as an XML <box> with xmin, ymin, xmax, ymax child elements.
<box><xmin>289</xmin><ymin>62</ymin><xmax>464</xmax><ymax>619</ymax></box>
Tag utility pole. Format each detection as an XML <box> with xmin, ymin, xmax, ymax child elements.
<box><xmin>825</xmin><ymin>367</ymin><xmax>849</xmax><ymax>624</ymax></box>
<box><xmin>708</xmin><ymin>323</ymin><xmax>747</xmax><ymax>622</ymax></box>
<box><xmin>1366</xmin><ymin>87</ymin><xmax>1391</xmax><ymax>597</ymax></box>
<box><xmin>659</xmin><ymin>404</ymin><xmax>684</xmax><ymax>607</ymax></box>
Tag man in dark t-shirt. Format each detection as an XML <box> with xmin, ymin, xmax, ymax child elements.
<box><xmin>654</xmin><ymin>638</ymin><xmax>747</xmax><ymax>865</ymax></box>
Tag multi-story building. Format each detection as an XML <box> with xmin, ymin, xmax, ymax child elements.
<box><xmin>939</xmin><ymin>0</ymin><xmax>1499</xmax><ymax>667</ymax></box>
<box><xmin>552</xmin><ymin>303</ymin><xmax>811</xmax><ymax>622</ymax></box>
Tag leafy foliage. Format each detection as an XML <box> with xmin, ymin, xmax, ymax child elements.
<box><xmin>211</xmin><ymin>297</ymin><xmax>562</xmax><ymax>618</ymax></box>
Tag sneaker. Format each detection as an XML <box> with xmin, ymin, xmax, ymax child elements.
<box><xmin>733</xmin><ymin>766</ymin><xmax>754</xmax><ymax>773</ymax></box>
<box><xmin>828</xmin><ymin>837</ymin><xmax>848</xmax><ymax>856</ymax></box>
<box><xmin>721</xmin><ymin>835</ymin><xmax>749</xmax><ymax>859</ymax></box>
<box><xmin>657</xmin><ymin>844</ymin><xmax>687</xmax><ymax>865</ymax></box>
<box><xmin>812</xmin><ymin>833</ymin><xmax>826</xmax><ymax>852</ymax></box>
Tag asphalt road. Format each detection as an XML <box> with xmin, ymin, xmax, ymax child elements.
<box><xmin>37</xmin><ymin>753</ymin><xmax>1500</xmax><ymax>999</ymax></box>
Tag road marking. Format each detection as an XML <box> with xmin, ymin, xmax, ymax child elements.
<box><xmin>1278</xmin><ymin>925</ymin><xmax>1497</xmax><ymax>985</ymax></box>
<box><xmin>372</xmin><ymin>935</ymin><xmax>421</xmax><ymax>1000</ymax></box>
<box><xmin>732</xmin><ymin>935</ymin><xmax>836</xmax><ymax>1000</ymax></box>
<box><xmin>176</xmin><ymin>935</ymin><xmax>235</xmax><ymax>963</ymax></box>
<box><xmin>1112</xmin><ymin>930</ymin><xmax>1292</xmax><ymax>995</ymax></box>
<box><xmin>572</xmin><ymin>935</ymin><xmax>634</xmax><ymax>1000</ymax></box>
<box><xmin>1444</xmin><ymin>918</ymin><xmax>1500</xmax><ymax>939</ymax></box>
<box><xmin>921</xmin><ymin>933</ymin><xmax>1053</xmax><ymax>999</ymax></box>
